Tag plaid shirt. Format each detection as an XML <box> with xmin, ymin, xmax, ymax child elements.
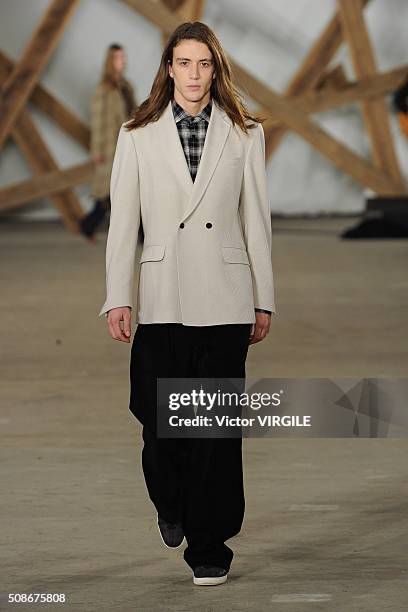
<box><xmin>172</xmin><ymin>98</ymin><xmax>212</xmax><ymax>182</ymax></box>
<box><xmin>171</xmin><ymin>97</ymin><xmax>271</xmax><ymax>316</ymax></box>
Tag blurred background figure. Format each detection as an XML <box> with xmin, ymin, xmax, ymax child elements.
<box><xmin>393</xmin><ymin>74</ymin><xmax>408</xmax><ymax>140</ymax></box>
<box><xmin>79</xmin><ymin>43</ymin><xmax>137</xmax><ymax>242</ymax></box>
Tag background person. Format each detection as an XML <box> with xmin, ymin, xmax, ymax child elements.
<box><xmin>80</xmin><ymin>43</ymin><xmax>137</xmax><ymax>241</ymax></box>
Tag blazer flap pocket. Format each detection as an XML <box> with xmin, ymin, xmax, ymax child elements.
<box><xmin>140</xmin><ymin>244</ymin><xmax>166</xmax><ymax>263</ymax></box>
<box><xmin>222</xmin><ymin>246</ymin><xmax>250</xmax><ymax>265</ymax></box>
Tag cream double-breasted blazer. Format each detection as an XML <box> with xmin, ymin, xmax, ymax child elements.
<box><xmin>98</xmin><ymin>98</ymin><xmax>276</xmax><ymax>325</ymax></box>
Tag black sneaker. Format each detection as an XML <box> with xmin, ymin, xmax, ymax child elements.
<box><xmin>193</xmin><ymin>565</ymin><xmax>228</xmax><ymax>586</ymax></box>
<box><xmin>157</xmin><ymin>516</ymin><xmax>184</xmax><ymax>548</ymax></box>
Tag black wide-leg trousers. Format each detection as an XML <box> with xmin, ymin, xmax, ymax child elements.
<box><xmin>129</xmin><ymin>322</ymin><xmax>252</xmax><ymax>571</ymax></box>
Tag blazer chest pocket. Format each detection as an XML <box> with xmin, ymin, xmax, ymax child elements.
<box><xmin>140</xmin><ymin>244</ymin><xmax>166</xmax><ymax>263</ymax></box>
<box><xmin>222</xmin><ymin>246</ymin><xmax>250</xmax><ymax>265</ymax></box>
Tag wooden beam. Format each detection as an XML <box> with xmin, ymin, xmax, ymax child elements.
<box><xmin>161</xmin><ymin>0</ymin><xmax>205</xmax><ymax>20</ymax></box>
<box><xmin>0</xmin><ymin>52</ymin><xmax>85</xmax><ymax>229</ymax></box>
<box><xmin>12</xmin><ymin>111</ymin><xmax>84</xmax><ymax>231</ymax></box>
<box><xmin>121</xmin><ymin>0</ymin><xmax>405</xmax><ymax>194</ymax></box>
<box><xmin>263</xmin><ymin>0</ymin><xmax>370</xmax><ymax>159</ymax></box>
<box><xmin>160</xmin><ymin>0</ymin><xmax>183</xmax><ymax>47</ymax></box>
<box><xmin>121</xmin><ymin>0</ymin><xmax>179</xmax><ymax>34</ymax></box>
<box><xmin>192</xmin><ymin>0</ymin><xmax>206</xmax><ymax>21</ymax></box>
<box><xmin>0</xmin><ymin>0</ymin><xmax>80</xmax><ymax>150</ymax></box>
<box><xmin>231</xmin><ymin>62</ymin><xmax>403</xmax><ymax>195</ymax></box>
<box><xmin>0</xmin><ymin>50</ymin><xmax>91</xmax><ymax>151</ymax></box>
<box><xmin>338</xmin><ymin>0</ymin><xmax>405</xmax><ymax>191</ymax></box>
<box><xmin>315</xmin><ymin>65</ymin><xmax>348</xmax><ymax>91</ymax></box>
<box><xmin>0</xmin><ymin>162</ymin><xmax>95</xmax><ymax>211</ymax></box>
<box><xmin>0</xmin><ymin>50</ymin><xmax>90</xmax><ymax>150</ymax></box>
<box><xmin>262</xmin><ymin>65</ymin><xmax>408</xmax><ymax>128</ymax></box>
<box><xmin>176</xmin><ymin>0</ymin><xmax>206</xmax><ymax>20</ymax></box>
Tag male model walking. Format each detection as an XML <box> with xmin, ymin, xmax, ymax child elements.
<box><xmin>99</xmin><ymin>21</ymin><xmax>276</xmax><ymax>586</ymax></box>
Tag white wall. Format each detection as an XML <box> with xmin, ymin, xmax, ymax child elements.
<box><xmin>0</xmin><ymin>0</ymin><xmax>407</xmax><ymax>219</ymax></box>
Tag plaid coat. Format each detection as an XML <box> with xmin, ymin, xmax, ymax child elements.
<box><xmin>90</xmin><ymin>81</ymin><xmax>136</xmax><ymax>198</ymax></box>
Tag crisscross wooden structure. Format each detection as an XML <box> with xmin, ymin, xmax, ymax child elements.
<box><xmin>0</xmin><ymin>0</ymin><xmax>406</xmax><ymax>231</ymax></box>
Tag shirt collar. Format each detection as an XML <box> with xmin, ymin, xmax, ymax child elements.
<box><xmin>172</xmin><ymin>98</ymin><xmax>212</xmax><ymax>124</ymax></box>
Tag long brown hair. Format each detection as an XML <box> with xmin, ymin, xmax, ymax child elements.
<box><xmin>100</xmin><ymin>43</ymin><xmax>127</xmax><ymax>90</ymax></box>
<box><xmin>125</xmin><ymin>22</ymin><xmax>264</xmax><ymax>134</ymax></box>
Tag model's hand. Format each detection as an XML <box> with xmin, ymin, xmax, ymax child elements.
<box><xmin>107</xmin><ymin>307</ymin><xmax>132</xmax><ymax>342</ymax></box>
<box><xmin>249</xmin><ymin>311</ymin><xmax>271</xmax><ymax>345</ymax></box>
<box><xmin>92</xmin><ymin>154</ymin><xmax>106</xmax><ymax>164</ymax></box>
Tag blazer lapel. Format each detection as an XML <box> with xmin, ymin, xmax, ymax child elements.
<box><xmin>159</xmin><ymin>98</ymin><xmax>231</xmax><ymax>221</ymax></box>
<box><xmin>160</xmin><ymin>99</ymin><xmax>194</xmax><ymax>197</ymax></box>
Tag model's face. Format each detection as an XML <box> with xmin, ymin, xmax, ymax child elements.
<box><xmin>168</xmin><ymin>39</ymin><xmax>215</xmax><ymax>105</ymax></box>
<box><xmin>113</xmin><ymin>49</ymin><xmax>126</xmax><ymax>74</ymax></box>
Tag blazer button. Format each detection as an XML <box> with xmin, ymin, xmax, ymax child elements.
<box><xmin>205</xmin><ymin>222</ymin><xmax>212</xmax><ymax>229</ymax></box>
<box><xmin>179</xmin><ymin>222</ymin><xmax>185</xmax><ymax>228</ymax></box>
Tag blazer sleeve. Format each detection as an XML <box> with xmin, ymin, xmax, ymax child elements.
<box><xmin>98</xmin><ymin>124</ymin><xmax>141</xmax><ymax>317</ymax></box>
<box><xmin>239</xmin><ymin>123</ymin><xmax>276</xmax><ymax>314</ymax></box>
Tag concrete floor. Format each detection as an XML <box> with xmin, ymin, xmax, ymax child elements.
<box><xmin>1</xmin><ymin>217</ymin><xmax>407</xmax><ymax>611</ymax></box>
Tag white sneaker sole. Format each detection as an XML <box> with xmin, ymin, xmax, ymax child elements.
<box><xmin>193</xmin><ymin>574</ymin><xmax>228</xmax><ymax>586</ymax></box>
